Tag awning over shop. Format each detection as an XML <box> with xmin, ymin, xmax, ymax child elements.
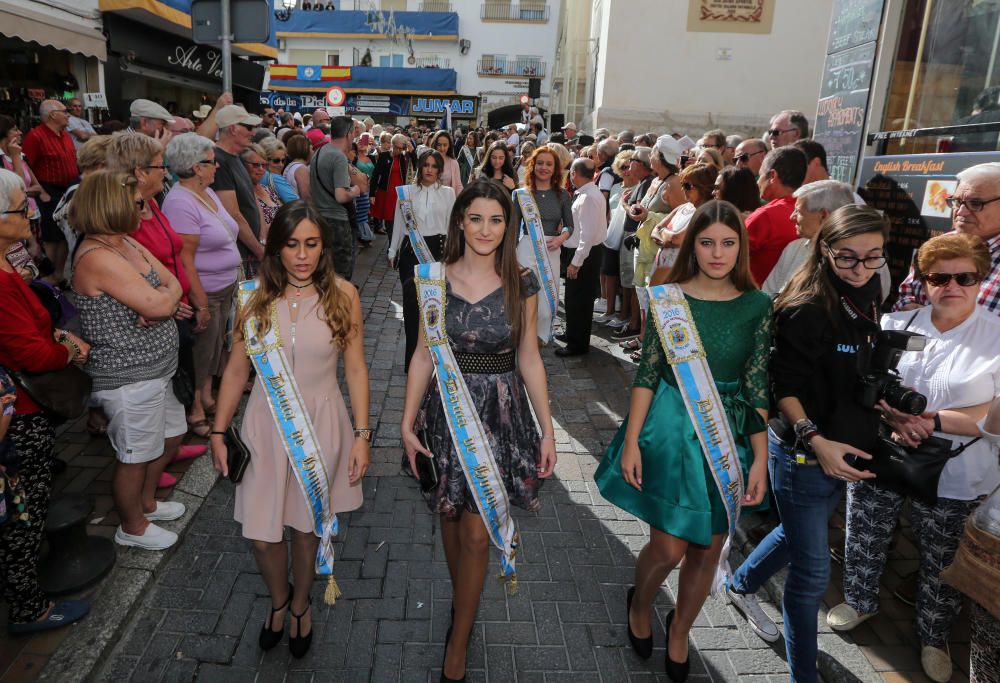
<box><xmin>267</xmin><ymin>65</ymin><xmax>456</xmax><ymax>95</ymax></box>
<box><xmin>276</xmin><ymin>9</ymin><xmax>458</xmax><ymax>40</ymax></box>
<box><xmin>98</xmin><ymin>0</ymin><xmax>277</xmax><ymax>59</ymax></box>
<box><xmin>0</xmin><ymin>0</ymin><xmax>107</xmax><ymax>61</ymax></box>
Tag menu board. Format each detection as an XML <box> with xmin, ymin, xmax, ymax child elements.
<box><xmin>827</xmin><ymin>0</ymin><xmax>885</xmax><ymax>53</ymax></box>
<box><xmin>814</xmin><ymin>42</ymin><xmax>877</xmax><ymax>184</ymax></box>
<box><xmin>856</xmin><ymin>151</ymin><xmax>1000</xmax><ymax>302</ymax></box>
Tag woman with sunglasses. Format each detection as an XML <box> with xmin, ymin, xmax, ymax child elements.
<box><xmin>726</xmin><ymin>205</ymin><xmax>891</xmax><ymax>683</ymax></box>
<box><xmin>241</xmin><ymin>144</ymin><xmax>282</xmax><ymax>246</ymax></box>
<box><xmin>827</xmin><ymin>232</ymin><xmax>1000</xmax><ymax>683</ymax></box>
<box><xmin>258</xmin><ymin>137</ymin><xmax>299</xmax><ymax>204</ymax></box>
<box><xmin>162</xmin><ymin>133</ymin><xmax>242</xmax><ymax>438</ymax></box>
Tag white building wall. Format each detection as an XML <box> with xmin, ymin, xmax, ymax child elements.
<box><xmin>275</xmin><ymin>0</ymin><xmax>560</xmax><ymax>119</ymax></box>
<box><xmin>584</xmin><ymin>0</ymin><xmax>834</xmax><ymax>138</ymax></box>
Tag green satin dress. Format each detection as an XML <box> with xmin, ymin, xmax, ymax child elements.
<box><xmin>594</xmin><ymin>289</ymin><xmax>772</xmax><ymax>546</ymax></box>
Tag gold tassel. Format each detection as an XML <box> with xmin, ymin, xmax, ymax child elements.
<box><xmin>497</xmin><ymin>572</ymin><xmax>519</xmax><ymax>596</ymax></box>
<box><xmin>324</xmin><ymin>575</ymin><xmax>342</xmax><ymax>606</ymax></box>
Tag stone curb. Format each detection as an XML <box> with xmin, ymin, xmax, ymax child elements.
<box><xmin>730</xmin><ymin>524</ymin><xmax>883</xmax><ymax>683</ymax></box>
<box><xmin>38</xmin><ymin>452</ymin><xmax>221</xmax><ymax>682</ymax></box>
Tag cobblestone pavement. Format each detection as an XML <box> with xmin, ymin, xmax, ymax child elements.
<box><xmin>5</xmin><ymin>234</ymin><xmax>971</xmax><ymax>683</ymax></box>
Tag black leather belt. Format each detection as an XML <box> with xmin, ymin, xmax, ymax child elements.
<box><xmin>454</xmin><ymin>351</ymin><xmax>516</xmax><ymax>374</ymax></box>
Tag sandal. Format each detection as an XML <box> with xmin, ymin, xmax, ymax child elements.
<box><xmin>629</xmin><ymin>350</ymin><xmax>642</xmax><ymax>362</ymax></box>
<box><xmin>620</xmin><ymin>338</ymin><xmax>641</xmax><ymax>351</ymax></box>
<box><xmin>186</xmin><ymin>418</ymin><xmax>211</xmax><ymax>438</ymax></box>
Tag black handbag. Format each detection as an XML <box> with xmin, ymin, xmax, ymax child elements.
<box><xmin>172</xmin><ymin>318</ymin><xmax>196</xmax><ymax>408</ymax></box>
<box><xmin>13</xmin><ymin>365</ymin><xmax>92</xmax><ymax>423</ymax></box>
<box><xmin>860</xmin><ymin>431</ymin><xmax>981</xmax><ymax>505</ymax></box>
<box><xmin>223</xmin><ymin>424</ymin><xmax>251</xmax><ymax>484</ymax></box>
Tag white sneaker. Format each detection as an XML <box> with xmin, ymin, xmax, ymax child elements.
<box><xmin>726</xmin><ymin>584</ymin><xmax>780</xmax><ymax>643</ymax></box>
<box><xmin>145</xmin><ymin>501</ymin><xmax>186</xmax><ymax>521</ymax></box>
<box><xmin>115</xmin><ymin>523</ymin><xmax>178</xmax><ymax>550</ymax></box>
<box><xmin>594</xmin><ymin>313</ymin><xmax>615</xmax><ymax>324</ymax></box>
<box><xmin>594</xmin><ymin>298</ymin><xmax>607</xmax><ymax>313</ymax></box>
<box><xmin>606</xmin><ymin>317</ymin><xmax>629</xmax><ymax>329</ymax></box>
<box><xmin>921</xmin><ymin>645</ymin><xmax>952</xmax><ymax>683</ymax></box>
<box><xmin>826</xmin><ymin>602</ymin><xmax>876</xmax><ymax>631</ymax></box>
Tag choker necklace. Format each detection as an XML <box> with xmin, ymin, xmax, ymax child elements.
<box><xmin>288</xmin><ymin>280</ymin><xmax>313</xmax><ymax>289</ymax></box>
<box><xmin>287</xmin><ymin>280</ymin><xmax>313</xmax><ymax>311</ymax></box>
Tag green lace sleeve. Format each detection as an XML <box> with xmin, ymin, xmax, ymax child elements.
<box><xmin>632</xmin><ymin>319</ymin><xmax>668</xmax><ymax>390</ymax></box>
<box><xmin>743</xmin><ymin>293</ymin><xmax>774</xmax><ymax>410</ymax></box>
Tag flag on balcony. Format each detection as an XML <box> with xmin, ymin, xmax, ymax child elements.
<box><xmin>269</xmin><ymin>65</ymin><xmax>351</xmax><ymax>81</ymax></box>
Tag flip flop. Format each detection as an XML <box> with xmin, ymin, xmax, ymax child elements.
<box><xmin>186</xmin><ymin>419</ymin><xmax>211</xmax><ymax>438</ymax></box>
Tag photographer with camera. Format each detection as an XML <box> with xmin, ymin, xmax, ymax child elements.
<box><xmin>827</xmin><ymin>232</ymin><xmax>1000</xmax><ymax>683</ymax></box>
<box><xmin>725</xmin><ymin>205</ymin><xmax>888</xmax><ymax>683</ymax></box>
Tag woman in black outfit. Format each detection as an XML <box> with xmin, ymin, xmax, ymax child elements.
<box><xmin>726</xmin><ymin>205</ymin><xmax>889</xmax><ymax>683</ymax></box>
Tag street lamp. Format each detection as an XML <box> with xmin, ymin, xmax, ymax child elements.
<box><xmin>275</xmin><ymin>0</ymin><xmax>295</xmax><ymax>22</ymax></box>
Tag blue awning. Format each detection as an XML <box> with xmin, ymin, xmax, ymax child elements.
<box><xmin>268</xmin><ymin>66</ymin><xmax>456</xmax><ymax>95</ymax></box>
<box><xmin>276</xmin><ymin>9</ymin><xmax>458</xmax><ymax>40</ymax></box>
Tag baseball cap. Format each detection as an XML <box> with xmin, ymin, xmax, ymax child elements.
<box><xmin>130</xmin><ymin>98</ymin><xmax>174</xmax><ymax>124</ymax></box>
<box><xmin>561</xmin><ymin>121</ymin><xmax>577</xmax><ymax>131</ymax></box>
<box><xmin>306</xmin><ymin>128</ymin><xmax>329</xmax><ymax>150</ymax></box>
<box><xmin>654</xmin><ymin>135</ymin><xmax>684</xmax><ymax>167</ymax></box>
<box><xmin>216</xmin><ymin>105</ymin><xmax>263</xmax><ymax>129</ymax></box>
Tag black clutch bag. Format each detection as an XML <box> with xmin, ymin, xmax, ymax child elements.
<box><xmin>859</xmin><ymin>431</ymin><xmax>981</xmax><ymax>505</ymax></box>
<box><xmin>414</xmin><ymin>432</ymin><xmax>438</xmax><ymax>493</ymax></box>
<box><xmin>223</xmin><ymin>424</ymin><xmax>251</xmax><ymax>484</ymax></box>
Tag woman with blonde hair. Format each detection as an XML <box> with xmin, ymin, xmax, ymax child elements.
<box><xmin>211</xmin><ymin>200</ymin><xmax>370</xmax><ymax>658</ymax></box>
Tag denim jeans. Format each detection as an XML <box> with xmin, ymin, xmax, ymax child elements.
<box><xmin>729</xmin><ymin>430</ymin><xmax>844</xmax><ymax>683</ymax></box>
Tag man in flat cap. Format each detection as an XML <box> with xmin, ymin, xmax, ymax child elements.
<box><xmin>129</xmin><ymin>98</ymin><xmax>175</xmax><ymax>146</ymax></box>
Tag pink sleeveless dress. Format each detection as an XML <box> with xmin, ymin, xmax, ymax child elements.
<box><xmin>235</xmin><ymin>293</ymin><xmax>362</xmax><ymax>542</ymax></box>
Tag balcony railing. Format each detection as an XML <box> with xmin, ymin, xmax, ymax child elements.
<box><xmin>480</xmin><ymin>3</ymin><xmax>550</xmax><ymax>22</ymax></box>
<box><xmin>477</xmin><ymin>59</ymin><xmax>546</xmax><ymax>78</ymax></box>
<box><xmin>419</xmin><ymin>1</ymin><xmax>453</xmax><ymax>10</ymax></box>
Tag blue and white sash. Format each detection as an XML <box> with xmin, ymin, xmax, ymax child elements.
<box><xmin>238</xmin><ymin>280</ymin><xmax>342</xmax><ymax>605</ymax></box>
<box><xmin>646</xmin><ymin>283</ymin><xmax>744</xmax><ymax>594</ymax></box>
<box><xmin>514</xmin><ymin>189</ymin><xmax>558</xmax><ymax>343</ymax></box>
<box><xmin>396</xmin><ymin>186</ymin><xmax>435</xmax><ymax>264</ymax></box>
<box><xmin>415</xmin><ymin>262</ymin><xmax>520</xmax><ymax>592</ymax></box>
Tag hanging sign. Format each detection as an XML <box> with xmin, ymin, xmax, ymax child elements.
<box><xmin>326</xmin><ymin>86</ymin><xmax>346</xmax><ymax>107</ymax></box>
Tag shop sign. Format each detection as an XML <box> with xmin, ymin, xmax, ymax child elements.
<box><xmin>813</xmin><ymin>41</ymin><xmax>876</xmax><ymax>184</ymax></box>
<box><xmin>687</xmin><ymin>0</ymin><xmax>776</xmax><ymax>34</ymax></box>
<box><xmin>856</xmin><ymin>150</ymin><xmax>1000</xmax><ymax>300</ymax></box>
<box><xmin>410</xmin><ymin>96</ymin><xmax>479</xmax><ymax>119</ymax></box>
<box><xmin>83</xmin><ymin>93</ymin><xmax>108</xmax><ymax>108</ymax></box>
<box><xmin>259</xmin><ymin>92</ymin><xmax>330</xmax><ymax>111</ymax></box>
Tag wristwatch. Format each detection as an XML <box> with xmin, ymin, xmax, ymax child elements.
<box><xmin>353</xmin><ymin>427</ymin><xmax>374</xmax><ymax>443</ymax></box>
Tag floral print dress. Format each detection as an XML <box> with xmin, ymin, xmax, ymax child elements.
<box><xmin>417</xmin><ymin>271</ymin><xmax>543</xmax><ymax>518</ymax></box>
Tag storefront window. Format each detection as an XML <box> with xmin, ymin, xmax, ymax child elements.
<box><xmin>881</xmin><ymin>0</ymin><xmax>1000</xmax><ymax>153</ymax></box>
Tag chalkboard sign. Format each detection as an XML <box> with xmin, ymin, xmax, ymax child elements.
<box><xmin>827</xmin><ymin>0</ymin><xmax>885</xmax><ymax>53</ymax></box>
<box><xmin>813</xmin><ymin>42</ymin><xmax>877</xmax><ymax>184</ymax></box>
<box><xmin>856</xmin><ymin>150</ymin><xmax>1000</xmax><ymax>303</ymax></box>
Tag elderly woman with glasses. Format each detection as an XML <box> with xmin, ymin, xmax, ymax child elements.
<box><xmin>162</xmin><ymin>133</ymin><xmax>242</xmax><ymax>434</ymax></box>
<box><xmin>257</xmin><ymin>137</ymin><xmax>298</xmax><ymax>204</ymax></box>
<box><xmin>241</xmin><ymin>144</ymin><xmax>281</xmax><ymax>246</ymax></box>
<box><xmin>827</xmin><ymin>232</ymin><xmax>1000</xmax><ymax>683</ymax></box>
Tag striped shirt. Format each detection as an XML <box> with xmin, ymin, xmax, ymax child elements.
<box><xmin>893</xmin><ymin>231</ymin><xmax>1000</xmax><ymax>315</ymax></box>
<box><xmin>21</xmin><ymin>123</ymin><xmax>78</xmax><ymax>187</ymax></box>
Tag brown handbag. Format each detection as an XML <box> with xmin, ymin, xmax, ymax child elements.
<box><xmin>941</xmin><ymin>485</ymin><xmax>1000</xmax><ymax>619</ymax></box>
<box><xmin>13</xmin><ymin>365</ymin><xmax>92</xmax><ymax>423</ymax></box>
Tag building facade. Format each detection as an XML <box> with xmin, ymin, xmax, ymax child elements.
<box><xmin>267</xmin><ymin>0</ymin><xmax>560</xmax><ymax>126</ymax></box>
<box><xmin>556</xmin><ymin>0</ymin><xmax>834</xmax><ymax>138</ymax></box>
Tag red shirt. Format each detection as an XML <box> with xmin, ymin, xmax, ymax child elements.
<box><xmin>132</xmin><ymin>200</ymin><xmax>191</xmax><ymax>300</ymax></box>
<box><xmin>0</xmin><ymin>268</ymin><xmax>71</xmax><ymax>414</ymax></box>
<box><xmin>746</xmin><ymin>195</ymin><xmax>799</xmax><ymax>286</ymax></box>
<box><xmin>21</xmin><ymin>123</ymin><xmax>78</xmax><ymax>188</ymax></box>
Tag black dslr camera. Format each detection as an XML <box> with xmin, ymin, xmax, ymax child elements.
<box><xmin>856</xmin><ymin>330</ymin><xmax>928</xmax><ymax>415</ymax></box>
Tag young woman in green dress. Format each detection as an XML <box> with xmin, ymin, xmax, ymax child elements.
<box><xmin>594</xmin><ymin>199</ymin><xmax>771</xmax><ymax>681</ymax></box>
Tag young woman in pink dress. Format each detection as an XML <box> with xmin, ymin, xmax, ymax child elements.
<box><xmin>210</xmin><ymin>200</ymin><xmax>371</xmax><ymax>658</ymax></box>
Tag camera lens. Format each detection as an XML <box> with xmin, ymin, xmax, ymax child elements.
<box><xmin>884</xmin><ymin>383</ymin><xmax>928</xmax><ymax>416</ymax></box>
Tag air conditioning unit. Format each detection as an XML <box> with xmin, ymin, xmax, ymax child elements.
<box><xmin>459</xmin><ymin>39</ymin><xmax>471</xmax><ymax>55</ymax></box>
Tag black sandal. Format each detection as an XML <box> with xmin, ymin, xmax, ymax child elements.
<box><xmin>258</xmin><ymin>583</ymin><xmax>292</xmax><ymax>650</ymax></box>
<box><xmin>289</xmin><ymin>598</ymin><xmax>313</xmax><ymax>658</ymax></box>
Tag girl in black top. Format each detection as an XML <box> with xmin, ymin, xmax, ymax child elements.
<box><xmin>726</xmin><ymin>205</ymin><xmax>889</xmax><ymax>683</ymax></box>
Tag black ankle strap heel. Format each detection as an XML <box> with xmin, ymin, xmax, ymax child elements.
<box><xmin>288</xmin><ymin>598</ymin><xmax>313</xmax><ymax>659</ymax></box>
<box><xmin>258</xmin><ymin>583</ymin><xmax>292</xmax><ymax>651</ymax></box>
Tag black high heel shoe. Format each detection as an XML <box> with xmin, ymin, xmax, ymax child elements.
<box><xmin>258</xmin><ymin>583</ymin><xmax>292</xmax><ymax>651</ymax></box>
<box><xmin>440</xmin><ymin>623</ymin><xmax>466</xmax><ymax>683</ymax></box>
<box><xmin>626</xmin><ymin>586</ymin><xmax>653</xmax><ymax>659</ymax></box>
<box><xmin>664</xmin><ymin>609</ymin><xmax>690</xmax><ymax>682</ymax></box>
<box><xmin>288</xmin><ymin>598</ymin><xmax>313</xmax><ymax>659</ymax></box>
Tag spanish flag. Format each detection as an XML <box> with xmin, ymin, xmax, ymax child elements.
<box><xmin>269</xmin><ymin>65</ymin><xmax>351</xmax><ymax>81</ymax></box>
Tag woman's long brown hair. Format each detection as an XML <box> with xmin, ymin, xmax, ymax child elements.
<box><xmin>237</xmin><ymin>201</ymin><xmax>355</xmax><ymax>349</ymax></box>
<box><xmin>665</xmin><ymin>199</ymin><xmax>756</xmax><ymax>291</ymax></box>
<box><xmin>441</xmin><ymin>180</ymin><xmax>524</xmax><ymax>346</ymax></box>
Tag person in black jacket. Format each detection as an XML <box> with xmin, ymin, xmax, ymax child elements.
<box><xmin>724</xmin><ymin>205</ymin><xmax>889</xmax><ymax>683</ymax></box>
<box><xmin>370</xmin><ymin>134</ymin><xmax>416</xmax><ymax>240</ymax></box>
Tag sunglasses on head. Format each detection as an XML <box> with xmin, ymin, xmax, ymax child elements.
<box><xmin>922</xmin><ymin>271</ymin><xmax>981</xmax><ymax>287</ymax></box>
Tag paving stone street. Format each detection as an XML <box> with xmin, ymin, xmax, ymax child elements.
<box><xmin>0</xmin><ymin>235</ymin><xmax>974</xmax><ymax>683</ymax></box>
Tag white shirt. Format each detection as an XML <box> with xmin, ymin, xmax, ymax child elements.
<box><xmin>882</xmin><ymin>306</ymin><xmax>1000</xmax><ymax>500</ymax></box>
<box><xmin>388</xmin><ymin>183</ymin><xmax>456</xmax><ymax>259</ymax></box>
<box><xmin>566</xmin><ymin>182</ymin><xmax>608</xmax><ymax>267</ymax></box>
<box><xmin>763</xmin><ymin>237</ymin><xmax>892</xmax><ymax>301</ymax></box>
<box><xmin>67</xmin><ymin>115</ymin><xmax>96</xmax><ymax>150</ymax></box>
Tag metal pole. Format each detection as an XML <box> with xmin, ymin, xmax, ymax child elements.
<box><xmin>901</xmin><ymin>0</ymin><xmax>934</xmax><ymax>136</ymax></box>
<box><xmin>220</xmin><ymin>0</ymin><xmax>232</xmax><ymax>93</ymax></box>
